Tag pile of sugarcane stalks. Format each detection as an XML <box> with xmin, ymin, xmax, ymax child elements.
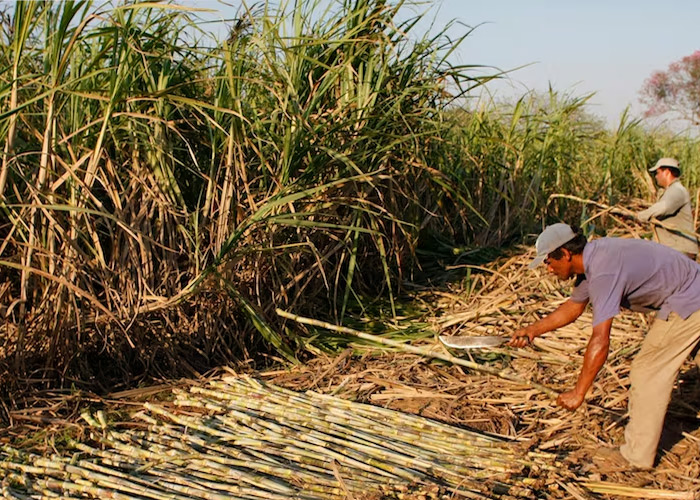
<box><xmin>0</xmin><ymin>374</ymin><xmax>568</xmax><ymax>499</ymax></box>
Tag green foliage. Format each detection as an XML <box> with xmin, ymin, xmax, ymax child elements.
<box><xmin>0</xmin><ymin>0</ymin><xmax>698</xmax><ymax>390</ymax></box>
<box><xmin>0</xmin><ymin>0</ymin><xmax>492</xmax><ymax>386</ymax></box>
<box><xmin>431</xmin><ymin>91</ymin><xmax>700</xmax><ymax>245</ymax></box>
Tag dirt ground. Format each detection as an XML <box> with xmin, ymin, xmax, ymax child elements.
<box><xmin>261</xmin><ymin>346</ymin><xmax>700</xmax><ymax>495</ymax></box>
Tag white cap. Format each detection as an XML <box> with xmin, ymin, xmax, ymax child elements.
<box><xmin>529</xmin><ymin>223</ymin><xmax>577</xmax><ymax>269</ymax></box>
<box><xmin>649</xmin><ymin>157</ymin><xmax>679</xmax><ymax>173</ymax></box>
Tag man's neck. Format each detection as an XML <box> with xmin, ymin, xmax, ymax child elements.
<box><xmin>571</xmin><ymin>253</ymin><xmax>585</xmax><ymax>275</ymax></box>
<box><xmin>662</xmin><ymin>177</ymin><xmax>679</xmax><ymax>189</ymax></box>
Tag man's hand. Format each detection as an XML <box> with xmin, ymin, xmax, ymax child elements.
<box><xmin>508</xmin><ymin>327</ymin><xmax>534</xmax><ymax>348</ymax></box>
<box><xmin>556</xmin><ymin>389</ymin><xmax>585</xmax><ymax>410</ymax></box>
<box><xmin>637</xmin><ymin>209</ymin><xmax>652</xmax><ymax>222</ymax></box>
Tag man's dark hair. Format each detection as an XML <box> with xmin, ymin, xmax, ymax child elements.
<box><xmin>549</xmin><ymin>226</ymin><xmax>587</xmax><ymax>259</ymax></box>
<box><xmin>661</xmin><ymin>166</ymin><xmax>681</xmax><ymax>178</ymax></box>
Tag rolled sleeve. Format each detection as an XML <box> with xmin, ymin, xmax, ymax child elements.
<box><xmin>587</xmin><ymin>273</ymin><xmax>624</xmax><ymax>327</ymax></box>
<box><xmin>571</xmin><ymin>278</ymin><xmax>590</xmax><ymax>303</ymax></box>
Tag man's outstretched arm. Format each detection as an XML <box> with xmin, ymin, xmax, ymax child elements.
<box><xmin>508</xmin><ymin>298</ymin><xmax>587</xmax><ymax>347</ymax></box>
<box><xmin>638</xmin><ymin>185</ymin><xmax>687</xmax><ymax>221</ymax></box>
<box><xmin>557</xmin><ymin>317</ymin><xmax>612</xmax><ymax>410</ymax></box>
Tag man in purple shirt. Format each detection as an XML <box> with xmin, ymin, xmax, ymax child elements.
<box><xmin>510</xmin><ymin>223</ymin><xmax>700</xmax><ymax>469</ymax></box>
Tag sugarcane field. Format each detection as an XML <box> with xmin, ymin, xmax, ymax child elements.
<box><xmin>2</xmin><ymin>1</ymin><xmax>700</xmax><ymax>499</ymax></box>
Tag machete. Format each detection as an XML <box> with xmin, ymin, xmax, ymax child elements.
<box><xmin>439</xmin><ymin>335</ymin><xmax>510</xmax><ymax>349</ymax></box>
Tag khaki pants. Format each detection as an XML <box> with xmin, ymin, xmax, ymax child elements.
<box><xmin>620</xmin><ymin>310</ymin><xmax>700</xmax><ymax>468</ymax></box>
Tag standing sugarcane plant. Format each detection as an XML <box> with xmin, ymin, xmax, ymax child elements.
<box><xmin>0</xmin><ymin>0</ymin><xmax>497</xmax><ymax>389</ymax></box>
<box><xmin>1</xmin><ymin>0</ymin><xmax>697</xmax><ymax>396</ymax></box>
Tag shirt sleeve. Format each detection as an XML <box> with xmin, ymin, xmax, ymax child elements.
<box><xmin>639</xmin><ymin>183</ymin><xmax>689</xmax><ymax>219</ymax></box>
<box><xmin>587</xmin><ymin>272</ymin><xmax>625</xmax><ymax>327</ymax></box>
<box><xmin>571</xmin><ymin>276</ymin><xmax>590</xmax><ymax>303</ymax></box>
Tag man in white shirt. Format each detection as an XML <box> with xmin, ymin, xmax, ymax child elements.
<box><xmin>638</xmin><ymin>157</ymin><xmax>698</xmax><ymax>259</ymax></box>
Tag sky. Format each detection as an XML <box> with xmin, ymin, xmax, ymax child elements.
<box><xmin>423</xmin><ymin>0</ymin><xmax>699</xmax><ymax>128</ymax></box>
<box><xmin>191</xmin><ymin>0</ymin><xmax>699</xmax><ymax>129</ymax></box>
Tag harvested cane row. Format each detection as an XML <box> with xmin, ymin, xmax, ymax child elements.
<box><xmin>1</xmin><ymin>374</ymin><xmax>566</xmax><ymax>499</ymax></box>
